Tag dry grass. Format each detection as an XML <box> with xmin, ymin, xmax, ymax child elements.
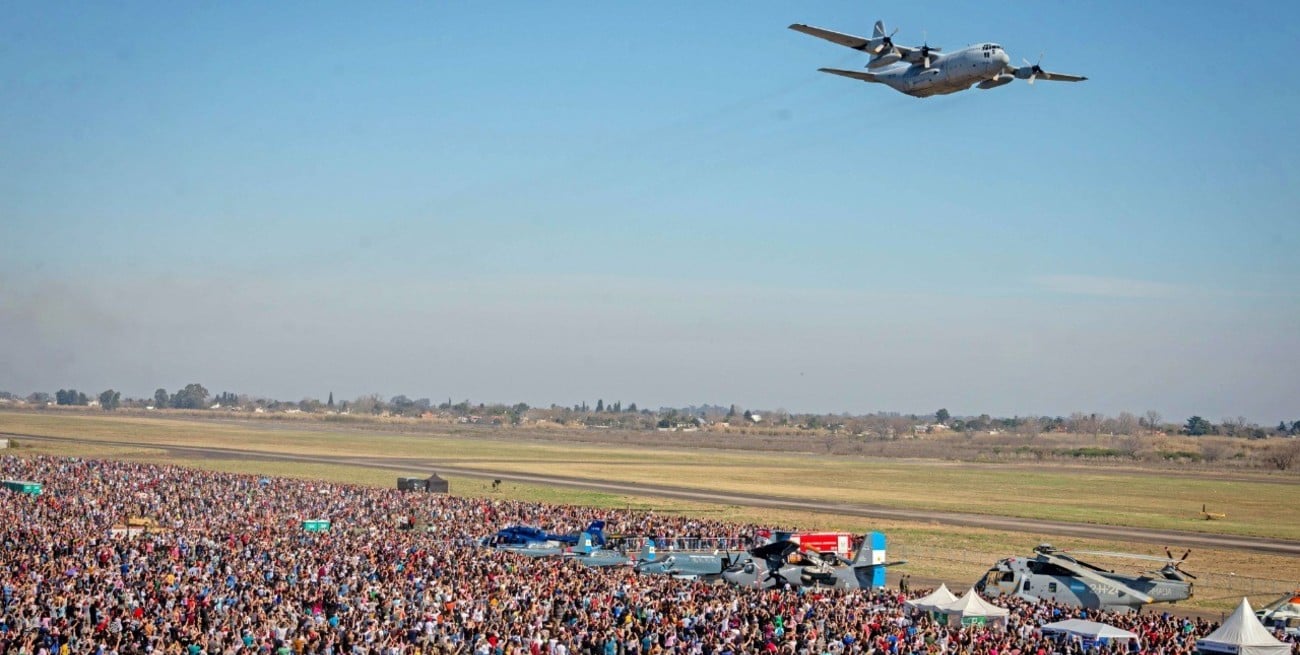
<box><xmin>4</xmin><ymin>412</ymin><xmax>1296</xmax><ymax>540</ymax></box>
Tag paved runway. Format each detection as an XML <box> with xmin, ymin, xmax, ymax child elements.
<box><xmin>8</xmin><ymin>431</ymin><xmax>1300</xmax><ymax>557</ymax></box>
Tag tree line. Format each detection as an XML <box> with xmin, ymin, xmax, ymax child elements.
<box><xmin>0</xmin><ymin>387</ymin><xmax>1296</xmax><ymax>439</ymax></box>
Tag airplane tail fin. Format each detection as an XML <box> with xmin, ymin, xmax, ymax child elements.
<box><xmin>639</xmin><ymin>539</ymin><xmax>658</xmax><ymax>562</ymax></box>
<box><xmin>873</xmin><ymin>20</ymin><xmax>886</xmax><ymax>39</ymax></box>
<box><xmin>575</xmin><ymin>530</ymin><xmax>595</xmax><ymax>555</ymax></box>
<box><xmin>586</xmin><ymin>520</ymin><xmax>606</xmax><ymax>546</ymax></box>
<box><xmin>851</xmin><ymin>532</ymin><xmax>889</xmax><ymax>587</ymax></box>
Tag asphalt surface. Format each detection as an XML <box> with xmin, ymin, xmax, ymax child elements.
<box><xmin>8</xmin><ymin>431</ymin><xmax>1300</xmax><ymax>557</ymax></box>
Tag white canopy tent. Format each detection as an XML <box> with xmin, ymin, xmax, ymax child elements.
<box><xmin>906</xmin><ymin>584</ymin><xmax>959</xmax><ymax>614</ymax></box>
<box><xmin>1041</xmin><ymin>619</ymin><xmax>1141</xmax><ymax>647</ymax></box>
<box><xmin>935</xmin><ymin>590</ymin><xmax>1010</xmax><ymax>627</ymax></box>
<box><xmin>1196</xmin><ymin>598</ymin><xmax>1290</xmax><ymax>655</ymax></box>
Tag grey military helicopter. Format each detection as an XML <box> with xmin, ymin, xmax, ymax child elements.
<box><xmin>722</xmin><ymin>532</ymin><xmax>902</xmax><ymax>590</ymax></box>
<box><xmin>975</xmin><ymin>545</ymin><xmax>1195</xmax><ymax>613</ymax></box>
<box><xmin>789</xmin><ymin>19</ymin><xmax>1086</xmax><ymax>98</ymax></box>
<box><xmin>634</xmin><ymin>539</ymin><xmax>740</xmax><ymax>580</ymax></box>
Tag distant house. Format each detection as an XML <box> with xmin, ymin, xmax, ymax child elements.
<box><xmin>747</xmin><ymin>413</ymin><xmax>763</xmax><ymax>423</ymax></box>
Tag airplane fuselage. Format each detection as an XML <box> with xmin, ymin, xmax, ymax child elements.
<box><xmin>875</xmin><ymin>43</ymin><xmax>1011</xmax><ymax>97</ymax></box>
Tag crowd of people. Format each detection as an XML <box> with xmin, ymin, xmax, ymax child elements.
<box><xmin>0</xmin><ymin>455</ymin><xmax>1295</xmax><ymax>655</ymax></box>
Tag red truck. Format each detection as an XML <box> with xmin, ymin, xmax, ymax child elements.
<box><xmin>789</xmin><ymin>532</ymin><xmax>857</xmax><ymax>559</ymax></box>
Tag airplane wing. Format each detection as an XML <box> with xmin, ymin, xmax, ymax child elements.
<box><xmin>1009</xmin><ymin>63</ymin><xmax>1087</xmax><ymax>83</ymax></box>
<box><xmin>789</xmin><ymin>24</ymin><xmax>873</xmax><ymax>51</ymax></box>
<box><xmin>750</xmin><ymin>540</ymin><xmax>800</xmax><ymax>565</ymax></box>
<box><xmin>818</xmin><ymin>68</ymin><xmax>880</xmax><ymax>83</ymax></box>
<box><xmin>1035</xmin><ymin>70</ymin><xmax>1087</xmax><ymax>82</ymax></box>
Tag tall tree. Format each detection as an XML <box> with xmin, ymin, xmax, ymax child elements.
<box><xmin>935</xmin><ymin>408</ymin><xmax>951</xmax><ymax>424</ymax></box>
<box><xmin>153</xmin><ymin>388</ymin><xmax>169</xmax><ymax>408</ymax></box>
<box><xmin>327</xmin><ymin>392</ymin><xmax>334</xmax><ymax>408</ymax></box>
<box><xmin>171</xmin><ymin>383</ymin><xmax>210</xmax><ymax>409</ymax></box>
<box><xmin>1144</xmin><ymin>410</ymin><xmax>1163</xmax><ymax>434</ymax></box>
<box><xmin>1183</xmin><ymin>416</ymin><xmax>1213</xmax><ymax>436</ymax></box>
<box><xmin>596</xmin><ymin>399</ymin><xmax>604</xmax><ymax>413</ymax></box>
<box><xmin>98</xmin><ymin>389</ymin><xmax>121</xmax><ymax>411</ymax></box>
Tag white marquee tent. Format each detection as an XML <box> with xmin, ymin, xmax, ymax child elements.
<box><xmin>906</xmin><ymin>584</ymin><xmax>959</xmax><ymax>614</ymax></box>
<box><xmin>1196</xmin><ymin>598</ymin><xmax>1290</xmax><ymax>655</ymax></box>
<box><xmin>935</xmin><ymin>590</ymin><xmax>1010</xmax><ymax>627</ymax></box>
<box><xmin>1041</xmin><ymin>619</ymin><xmax>1141</xmax><ymax>647</ymax></box>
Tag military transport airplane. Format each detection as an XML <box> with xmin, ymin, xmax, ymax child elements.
<box><xmin>789</xmin><ymin>20</ymin><xmax>1086</xmax><ymax>98</ymax></box>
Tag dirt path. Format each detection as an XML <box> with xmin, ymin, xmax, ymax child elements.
<box><xmin>9</xmin><ymin>431</ymin><xmax>1300</xmax><ymax>557</ymax></box>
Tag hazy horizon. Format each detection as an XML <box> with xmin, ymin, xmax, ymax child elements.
<box><xmin>3</xmin><ymin>2</ymin><xmax>1297</xmax><ymax>424</ymax></box>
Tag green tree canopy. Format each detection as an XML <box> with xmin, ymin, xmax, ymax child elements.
<box><xmin>98</xmin><ymin>389</ymin><xmax>121</xmax><ymax>411</ymax></box>
<box><xmin>170</xmin><ymin>383</ymin><xmax>210</xmax><ymax>409</ymax></box>
<box><xmin>1183</xmin><ymin>416</ymin><xmax>1214</xmax><ymax>436</ymax></box>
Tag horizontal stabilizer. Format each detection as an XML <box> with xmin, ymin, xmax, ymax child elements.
<box><xmin>818</xmin><ymin>68</ymin><xmax>880</xmax><ymax>83</ymax></box>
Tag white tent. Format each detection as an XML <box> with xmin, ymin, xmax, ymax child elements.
<box><xmin>1196</xmin><ymin>598</ymin><xmax>1290</xmax><ymax>655</ymax></box>
<box><xmin>1041</xmin><ymin>619</ymin><xmax>1141</xmax><ymax>646</ymax></box>
<box><xmin>906</xmin><ymin>584</ymin><xmax>959</xmax><ymax>613</ymax></box>
<box><xmin>935</xmin><ymin>590</ymin><xmax>1010</xmax><ymax>627</ymax></box>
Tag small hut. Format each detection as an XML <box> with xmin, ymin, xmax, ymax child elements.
<box><xmin>424</xmin><ymin>473</ymin><xmax>449</xmax><ymax>494</ymax></box>
<box><xmin>396</xmin><ymin>477</ymin><xmax>425</xmax><ymax>492</ymax></box>
<box><xmin>396</xmin><ymin>474</ymin><xmax>449</xmax><ymax>493</ymax></box>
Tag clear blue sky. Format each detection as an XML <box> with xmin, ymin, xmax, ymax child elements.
<box><xmin>2</xmin><ymin>1</ymin><xmax>1297</xmax><ymax>422</ymax></box>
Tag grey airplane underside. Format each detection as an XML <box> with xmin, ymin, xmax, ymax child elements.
<box><xmin>790</xmin><ymin>20</ymin><xmax>1086</xmax><ymax>98</ymax></box>
<box><xmin>634</xmin><ymin>540</ymin><xmax>740</xmax><ymax>580</ymax></box>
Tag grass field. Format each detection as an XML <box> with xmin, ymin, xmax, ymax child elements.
<box><xmin>4</xmin><ymin>412</ymin><xmax>1297</xmax><ymax>539</ymax></box>
<box><xmin>3</xmin><ymin>411</ymin><xmax>1299</xmax><ymax>613</ymax></box>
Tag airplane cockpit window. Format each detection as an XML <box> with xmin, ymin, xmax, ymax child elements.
<box><xmin>1001</xmin><ymin>571</ymin><xmax>1016</xmax><ymax>582</ymax></box>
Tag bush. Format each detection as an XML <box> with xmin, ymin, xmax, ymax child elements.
<box><xmin>1060</xmin><ymin>447</ymin><xmax>1124</xmax><ymax>458</ymax></box>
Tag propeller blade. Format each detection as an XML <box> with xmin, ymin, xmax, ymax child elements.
<box><xmin>1028</xmin><ymin>74</ymin><xmax>1035</xmax><ymax>85</ymax></box>
<box><xmin>1180</xmin><ymin>549</ymin><xmax>1191</xmax><ymax>562</ymax></box>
